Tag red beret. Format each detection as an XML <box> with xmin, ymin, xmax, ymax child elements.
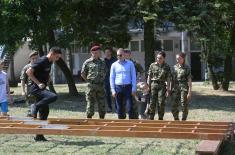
<box><xmin>90</xmin><ymin>46</ymin><xmax>101</xmax><ymax>51</ymax></box>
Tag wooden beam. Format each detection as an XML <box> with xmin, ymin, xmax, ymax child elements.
<box><xmin>0</xmin><ymin>116</ymin><xmax>233</xmax><ymax>141</ymax></box>
<box><xmin>195</xmin><ymin>140</ymin><xmax>222</xmax><ymax>155</ymax></box>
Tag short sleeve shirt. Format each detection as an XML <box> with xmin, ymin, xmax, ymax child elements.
<box><xmin>148</xmin><ymin>62</ymin><xmax>171</xmax><ymax>82</ymax></box>
<box><xmin>29</xmin><ymin>56</ymin><xmax>52</xmax><ymax>93</ymax></box>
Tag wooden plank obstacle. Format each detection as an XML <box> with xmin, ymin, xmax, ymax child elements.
<box><xmin>0</xmin><ymin>116</ymin><xmax>234</xmax><ymax>154</ymax></box>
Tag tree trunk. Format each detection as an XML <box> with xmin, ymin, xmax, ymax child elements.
<box><xmin>9</xmin><ymin>53</ymin><xmax>17</xmax><ymax>87</ymax></box>
<box><xmin>38</xmin><ymin>45</ymin><xmax>44</xmax><ymax>56</ymax></box>
<box><xmin>56</xmin><ymin>58</ymin><xmax>78</xmax><ymax>95</ymax></box>
<box><xmin>47</xmin><ymin>29</ymin><xmax>78</xmax><ymax>95</ymax></box>
<box><xmin>144</xmin><ymin>20</ymin><xmax>155</xmax><ymax>76</ymax></box>
<box><xmin>221</xmin><ymin>54</ymin><xmax>232</xmax><ymax>91</ymax></box>
<box><xmin>208</xmin><ymin>63</ymin><xmax>219</xmax><ymax>90</ymax></box>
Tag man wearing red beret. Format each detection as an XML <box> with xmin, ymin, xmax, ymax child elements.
<box><xmin>81</xmin><ymin>45</ymin><xmax>107</xmax><ymax>119</ymax></box>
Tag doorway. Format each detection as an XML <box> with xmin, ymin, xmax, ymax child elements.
<box><xmin>191</xmin><ymin>52</ymin><xmax>202</xmax><ymax>81</ymax></box>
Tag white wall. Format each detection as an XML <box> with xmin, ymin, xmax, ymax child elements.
<box><xmin>8</xmin><ymin>42</ymin><xmax>35</xmax><ymax>81</ymax></box>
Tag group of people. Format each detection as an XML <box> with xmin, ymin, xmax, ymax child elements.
<box><xmin>0</xmin><ymin>47</ymin><xmax>61</xmax><ymax>141</ymax></box>
<box><xmin>0</xmin><ymin>45</ymin><xmax>192</xmax><ymax>141</ymax></box>
<box><xmin>81</xmin><ymin>46</ymin><xmax>192</xmax><ymax>122</ymax></box>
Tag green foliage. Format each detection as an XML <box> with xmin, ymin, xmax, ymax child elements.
<box><xmin>0</xmin><ymin>0</ymin><xmax>27</xmax><ymax>53</ymax></box>
<box><xmin>0</xmin><ymin>0</ymin><xmax>134</xmax><ymax>52</ymax></box>
<box><xmin>59</xmin><ymin>0</ymin><xmax>133</xmax><ymax>48</ymax></box>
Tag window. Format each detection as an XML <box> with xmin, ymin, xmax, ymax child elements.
<box><xmin>154</xmin><ymin>40</ymin><xmax>162</xmax><ymax>51</ymax></box>
<box><xmin>190</xmin><ymin>40</ymin><xmax>201</xmax><ymax>51</ymax></box>
<box><xmin>163</xmin><ymin>40</ymin><xmax>173</xmax><ymax>51</ymax></box>
<box><xmin>130</xmin><ymin>41</ymin><xmax>139</xmax><ymax>52</ymax></box>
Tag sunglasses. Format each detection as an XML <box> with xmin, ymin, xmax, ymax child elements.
<box><xmin>117</xmin><ymin>54</ymin><xmax>122</xmax><ymax>57</ymax></box>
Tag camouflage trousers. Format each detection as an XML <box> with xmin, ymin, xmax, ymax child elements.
<box><xmin>86</xmin><ymin>83</ymin><xmax>106</xmax><ymax>119</ymax></box>
<box><xmin>171</xmin><ymin>89</ymin><xmax>189</xmax><ymax>120</ymax></box>
<box><xmin>148</xmin><ymin>83</ymin><xmax>166</xmax><ymax>120</ymax></box>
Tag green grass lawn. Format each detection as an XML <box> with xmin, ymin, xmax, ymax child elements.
<box><xmin>1</xmin><ymin>83</ymin><xmax>235</xmax><ymax>155</ymax></box>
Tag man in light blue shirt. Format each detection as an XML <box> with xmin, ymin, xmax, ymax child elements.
<box><xmin>110</xmin><ymin>48</ymin><xmax>136</xmax><ymax>119</ymax></box>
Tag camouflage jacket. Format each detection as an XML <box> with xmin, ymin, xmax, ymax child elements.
<box><xmin>20</xmin><ymin>63</ymin><xmax>33</xmax><ymax>85</ymax></box>
<box><xmin>81</xmin><ymin>57</ymin><xmax>107</xmax><ymax>84</ymax></box>
<box><xmin>172</xmin><ymin>63</ymin><xmax>191</xmax><ymax>91</ymax></box>
<box><xmin>148</xmin><ymin>62</ymin><xmax>171</xmax><ymax>83</ymax></box>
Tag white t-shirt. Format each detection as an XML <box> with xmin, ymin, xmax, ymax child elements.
<box><xmin>0</xmin><ymin>71</ymin><xmax>8</xmax><ymax>103</ymax></box>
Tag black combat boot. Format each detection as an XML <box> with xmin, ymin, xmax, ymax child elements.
<box><xmin>149</xmin><ymin>114</ymin><xmax>155</xmax><ymax>120</ymax></box>
<box><xmin>87</xmin><ymin>115</ymin><xmax>92</xmax><ymax>119</ymax></box>
<box><xmin>34</xmin><ymin>135</ymin><xmax>47</xmax><ymax>142</ymax></box>
<box><xmin>99</xmin><ymin>114</ymin><xmax>105</xmax><ymax>119</ymax></box>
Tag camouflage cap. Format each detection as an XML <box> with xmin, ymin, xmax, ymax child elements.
<box><xmin>29</xmin><ymin>51</ymin><xmax>38</xmax><ymax>58</ymax></box>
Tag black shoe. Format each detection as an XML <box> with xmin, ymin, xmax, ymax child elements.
<box><xmin>148</xmin><ymin>114</ymin><xmax>154</xmax><ymax>120</ymax></box>
<box><xmin>87</xmin><ymin>115</ymin><xmax>92</xmax><ymax>119</ymax></box>
<box><xmin>26</xmin><ymin>109</ymin><xmax>32</xmax><ymax>117</ymax></box>
<box><xmin>34</xmin><ymin>135</ymin><xmax>47</xmax><ymax>142</ymax></box>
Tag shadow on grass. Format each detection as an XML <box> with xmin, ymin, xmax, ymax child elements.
<box><xmin>189</xmin><ymin>91</ymin><xmax>235</xmax><ymax>112</ymax></box>
<box><xmin>51</xmin><ymin>139</ymin><xmax>106</xmax><ymax>146</ymax></box>
<box><xmin>11</xmin><ymin>89</ymin><xmax>235</xmax><ymax>114</ymax></box>
<box><xmin>11</xmin><ymin>93</ymin><xmax>87</xmax><ymax>113</ymax></box>
<box><xmin>220</xmin><ymin>140</ymin><xmax>235</xmax><ymax>155</ymax></box>
<box><xmin>163</xmin><ymin>90</ymin><xmax>235</xmax><ymax>114</ymax></box>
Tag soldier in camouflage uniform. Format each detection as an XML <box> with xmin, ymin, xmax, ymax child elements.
<box><xmin>81</xmin><ymin>45</ymin><xmax>107</xmax><ymax>119</ymax></box>
<box><xmin>124</xmin><ymin>49</ymin><xmax>145</xmax><ymax>119</ymax></box>
<box><xmin>147</xmin><ymin>52</ymin><xmax>171</xmax><ymax>120</ymax></box>
<box><xmin>20</xmin><ymin>51</ymin><xmax>39</xmax><ymax>116</ymax></box>
<box><xmin>171</xmin><ymin>53</ymin><xmax>192</xmax><ymax>121</ymax></box>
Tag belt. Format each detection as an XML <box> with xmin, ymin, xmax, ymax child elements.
<box><xmin>116</xmin><ymin>84</ymin><xmax>131</xmax><ymax>88</ymax></box>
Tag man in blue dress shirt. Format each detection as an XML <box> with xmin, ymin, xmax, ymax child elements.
<box><xmin>110</xmin><ymin>48</ymin><xmax>137</xmax><ymax>119</ymax></box>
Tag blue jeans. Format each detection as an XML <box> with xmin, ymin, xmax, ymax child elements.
<box><xmin>33</xmin><ymin>89</ymin><xmax>57</xmax><ymax>120</ymax></box>
<box><xmin>0</xmin><ymin>102</ymin><xmax>8</xmax><ymax>113</ymax></box>
<box><xmin>115</xmin><ymin>84</ymin><xmax>133</xmax><ymax>119</ymax></box>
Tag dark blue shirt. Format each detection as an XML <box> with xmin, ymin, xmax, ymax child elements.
<box><xmin>104</xmin><ymin>57</ymin><xmax>117</xmax><ymax>82</ymax></box>
<box><xmin>29</xmin><ymin>56</ymin><xmax>52</xmax><ymax>93</ymax></box>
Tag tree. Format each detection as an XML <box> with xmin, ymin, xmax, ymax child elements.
<box><xmin>59</xmin><ymin>0</ymin><xmax>133</xmax><ymax>48</ymax></box>
<box><xmin>169</xmin><ymin>0</ymin><xmax>235</xmax><ymax>90</ymax></box>
<box><xmin>0</xmin><ymin>1</ymin><xmax>28</xmax><ymax>86</ymax></box>
<box><xmin>215</xmin><ymin>0</ymin><xmax>235</xmax><ymax>91</ymax></box>
<box><xmin>134</xmin><ymin>0</ymin><xmax>173</xmax><ymax>72</ymax></box>
<box><xmin>17</xmin><ymin>0</ymin><xmax>79</xmax><ymax>95</ymax></box>
<box><xmin>1</xmin><ymin>0</ymin><xmax>135</xmax><ymax>93</ymax></box>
